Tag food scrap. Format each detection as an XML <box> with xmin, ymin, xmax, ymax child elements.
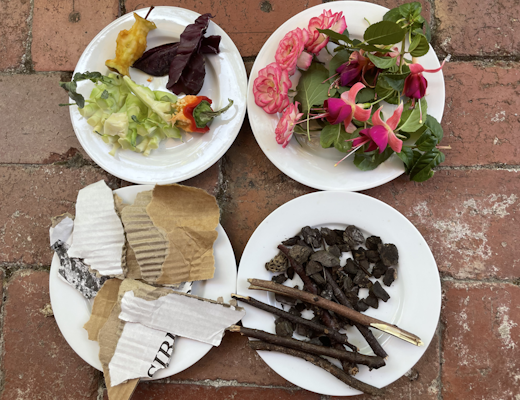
<box><xmin>59</xmin><ymin>72</ymin><xmax>233</xmax><ymax>156</ymax></box>
<box><xmin>106</xmin><ymin>8</ymin><xmax>157</xmax><ymax>77</ymax></box>
<box><xmin>171</xmin><ymin>95</ymin><xmax>233</xmax><ymax>133</ymax></box>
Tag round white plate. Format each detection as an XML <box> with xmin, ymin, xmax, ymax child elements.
<box><xmin>247</xmin><ymin>1</ymin><xmax>445</xmax><ymax>191</ymax></box>
<box><xmin>237</xmin><ymin>191</ymin><xmax>441</xmax><ymax>396</ymax></box>
<box><xmin>71</xmin><ymin>7</ymin><xmax>247</xmax><ymax>184</ymax></box>
<box><xmin>49</xmin><ymin>185</ymin><xmax>238</xmax><ymax>378</ymax></box>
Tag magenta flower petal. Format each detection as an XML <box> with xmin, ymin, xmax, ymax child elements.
<box><xmin>403</xmin><ymin>73</ymin><xmax>427</xmax><ymax>99</ymax></box>
<box><xmin>324</xmin><ymin>98</ymin><xmax>352</xmax><ymax>125</ymax></box>
<box><xmin>386</xmin><ymin>102</ymin><xmax>404</xmax><ymax>131</ymax></box>
<box><xmin>366</xmin><ymin>125</ymin><xmax>389</xmax><ymax>153</ymax></box>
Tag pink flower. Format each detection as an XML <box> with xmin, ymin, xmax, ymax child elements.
<box><xmin>403</xmin><ymin>61</ymin><xmax>445</xmax><ymax>100</ymax></box>
<box><xmin>337</xmin><ymin>51</ymin><xmax>376</xmax><ymax>87</ymax></box>
<box><xmin>275</xmin><ymin>102</ymin><xmax>303</xmax><ymax>148</ymax></box>
<box><xmin>275</xmin><ymin>28</ymin><xmax>311</xmax><ymax>75</ymax></box>
<box><xmin>253</xmin><ymin>62</ymin><xmax>292</xmax><ymax>114</ymax></box>
<box><xmin>370</xmin><ymin>103</ymin><xmax>405</xmax><ymax>153</ymax></box>
<box><xmin>323</xmin><ymin>82</ymin><xmax>372</xmax><ymax>130</ymax></box>
<box><xmin>305</xmin><ymin>10</ymin><xmax>347</xmax><ymax>54</ymax></box>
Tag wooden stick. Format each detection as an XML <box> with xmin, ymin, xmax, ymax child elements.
<box><xmin>322</xmin><ymin>268</ymin><xmax>388</xmax><ymax>359</ymax></box>
<box><xmin>247</xmin><ymin>278</ymin><xmax>423</xmax><ymax>347</ymax></box>
<box><xmin>249</xmin><ymin>341</ymin><xmax>384</xmax><ymax>396</ymax></box>
<box><xmin>231</xmin><ymin>294</ymin><xmax>357</xmax><ymax>351</ymax></box>
<box><xmin>279</xmin><ymin>244</ymin><xmax>387</xmax><ymax>360</ymax></box>
<box><xmin>228</xmin><ymin>325</ymin><xmax>385</xmax><ymax>369</ymax></box>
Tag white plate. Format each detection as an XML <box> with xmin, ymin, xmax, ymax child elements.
<box><xmin>236</xmin><ymin>191</ymin><xmax>441</xmax><ymax>396</ymax></box>
<box><xmin>49</xmin><ymin>185</ymin><xmax>238</xmax><ymax>379</ymax></box>
<box><xmin>247</xmin><ymin>1</ymin><xmax>445</xmax><ymax>191</ymax></box>
<box><xmin>71</xmin><ymin>7</ymin><xmax>247</xmax><ymax>184</ymax></box>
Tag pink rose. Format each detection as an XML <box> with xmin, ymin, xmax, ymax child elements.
<box><xmin>275</xmin><ymin>28</ymin><xmax>309</xmax><ymax>75</ymax></box>
<box><xmin>253</xmin><ymin>62</ymin><xmax>292</xmax><ymax>114</ymax></box>
<box><xmin>305</xmin><ymin>10</ymin><xmax>347</xmax><ymax>54</ymax></box>
<box><xmin>275</xmin><ymin>101</ymin><xmax>303</xmax><ymax>148</ymax></box>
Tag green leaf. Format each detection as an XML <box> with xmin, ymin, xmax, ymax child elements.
<box><xmin>73</xmin><ymin>71</ymin><xmax>103</xmax><ymax>82</ymax></box>
<box><xmin>425</xmin><ymin>114</ymin><xmax>443</xmax><ymax>141</ymax></box>
<box><xmin>294</xmin><ymin>63</ymin><xmax>331</xmax><ymax>114</ymax></box>
<box><xmin>329</xmin><ymin>49</ymin><xmax>351</xmax><ymax>77</ymax></box>
<box><xmin>366</xmin><ymin>53</ymin><xmax>397</xmax><ymax>69</ymax></box>
<box><xmin>399</xmin><ymin>2</ymin><xmax>422</xmax><ymax>20</ymax></box>
<box><xmin>399</xmin><ymin>98</ymin><xmax>428</xmax><ymax>132</ymax></box>
<box><xmin>396</xmin><ymin>145</ymin><xmax>415</xmax><ymax>171</ymax></box>
<box><xmin>379</xmin><ymin>72</ymin><xmax>409</xmax><ymax>92</ymax></box>
<box><xmin>100</xmin><ymin>90</ymin><xmax>109</xmax><ymax>99</ymax></box>
<box><xmin>409</xmin><ymin>33</ymin><xmax>429</xmax><ymax>57</ymax></box>
<box><xmin>383</xmin><ymin>7</ymin><xmax>402</xmax><ymax>23</ymax></box>
<box><xmin>375</xmin><ymin>78</ymin><xmax>400</xmax><ymax>105</ymax></box>
<box><xmin>410</xmin><ymin>149</ymin><xmax>445</xmax><ymax>182</ymax></box>
<box><xmin>423</xmin><ymin>19</ymin><xmax>432</xmax><ymax>42</ymax></box>
<box><xmin>320</xmin><ymin>123</ymin><xmax>358</xmax><ymax>153</ymax></box>
<box><xmin>59</xmin><ymin>81</ymin><xmax>85</xmax><ymax>108</ymax></box>
<box><xmin>415</xmin><ymin>130</ymin><xmax>438</xmax><ymax>151</ymax></box>
<box><xmin>354</xmin><ymin>147</ymin><xmax>394</xmax><ymax>171</ymax></box>
<box><xmin>364</xmin><ymin>21</ymin><xmax>405</xmax><ymax>45</ymax></box>
<box><xmin>356</xmin><ymin>88</ymin><xmax>376</xmax><ymax>103</ymax></box>
<box><xmin>318</xmin><ymin>29</ymin><xmax>352</xmax><ymax>45</ymax></box>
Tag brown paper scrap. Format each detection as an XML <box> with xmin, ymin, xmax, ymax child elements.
<box><xmin>83</xmin><ymin>278</ymin><xmax>139</xmax><ymax>400</ymax></box>
<box><xmin>84</xmin><ymin>279</ymin><xmax>122</xmax><ymax>341</ymax></box>
<box><xmin>146</xmin><ymin>184</ymin><xmax>220</xmax><ymax>285</ymax></box>
<box><xmin>121</xmin><ymin>191</ymin><xmax>168</xmax><ymax>283</ymax></box>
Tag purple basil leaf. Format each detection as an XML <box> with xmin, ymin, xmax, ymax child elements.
<box><xmin>200</xmin><ymin>35</ymin><xmax>221</xmax><ymax>54</ymax></box>
<box><xmin>169</xmin><ymin>51</ymin><xmax>206</xmax><ymax>95</ymax></box>
<box><xmin>133</xmin><ymin>42</ymin><xmax>180</xmax><ymax>76</ymax></box>
<box><xmin>167</xmin><ymin>13</ymin><xmax>213</xmax><ymax>91</ymax></box>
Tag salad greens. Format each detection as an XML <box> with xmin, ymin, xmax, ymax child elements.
<box><xmin>60</xmin><ymin>72</ymin><xmax>181</xmax><ymax>156</ymax></box>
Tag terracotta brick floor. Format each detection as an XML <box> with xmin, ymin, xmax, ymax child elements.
<box><xmin>1</xmin><ymin>0</ymin><xmax>519</xmax><ymax>399</ymax></box>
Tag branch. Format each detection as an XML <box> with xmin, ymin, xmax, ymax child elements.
<box><xmin>232</xmin><ymin>294</ymin><xmax>357</xmax><ymax>351</ymax></box>
<box><xmin>322</xmin><ymin>268</ymin><xmax>388</xmax><ymax>358</ymax></box>
<box><xmin>247</xmin><ymin>278</ymin><xmax>423</xmax><ymax>347</ymax></box>
<box><xmin>249</xmin><ymin>341</ymin><xmax>385</xmax><ymax>396</ymax></box>
<box><xmin>228</xmin><ymin>325</ymin><xmax>385</xmax><ymax>369</ymax></box>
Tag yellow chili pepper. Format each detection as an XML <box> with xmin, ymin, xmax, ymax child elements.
<box><xmin>106</xmin><ymin>12</ymin><xmax>156</xmax><ymax>77</ymax></box>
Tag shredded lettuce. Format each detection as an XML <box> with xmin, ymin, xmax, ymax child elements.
<box><xmin>71</xmin><ymin>72</ymin><xmax>182</xmax><ymax>156</ymax></box>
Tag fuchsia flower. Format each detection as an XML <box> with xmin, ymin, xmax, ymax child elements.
<box><xmin>354</xmin><ymin>103</ymin><xmax>404</xmax><ymax>153</ymax></box>
<box><xmin>323</xmin><ymin>82</ymin><xmax>372</xmax><ymax>130</ymax></box>
<box><xmin>275</xmin><ymin>28</ymin><xmax>312</xmax><ymax>75</ymax></box>
<box><xmin>336</xmin><ymin>51</ymin><xmax>377</xmax><ymax>87</ymax></box>
<box><xmin>403</xmin><ymin>61</ymin><xmax>445</xmax><ymax>100</ymax></box>
<box><xmin>275</xmin><ymin>101</ymin><xmax>303</xmax><ymax>148</ymax></box>
<box><xmin>253</xmin><ymin>62</ymin><xmax>292</xmax><ymax>114</ymax></box>
<box><xmin>305</xmin><ymin>10</ymin><xmax>347</xmax><ymax>54</ymax></box>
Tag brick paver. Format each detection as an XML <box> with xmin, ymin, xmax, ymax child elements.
<box><xmin>2</xmin><ymin>271</ymin><xmax>100</xmax><ymax>400</ymax></box>
<box><xmin>0</xmin><ymin>0</ymin><xmax>31</xmax><ymax>71</ymax></box>
<box><xmin>442</xmin><ymin>282</ymin><xmax>520</xmax><ymax>399</ymax></box>
<box><xmin>32</xmin><ymin>0</ymin><xmax>119</xmax><ymax>71</ymax></box>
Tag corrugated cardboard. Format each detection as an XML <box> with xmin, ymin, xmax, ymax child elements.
<box><xmin>83</xmin><ymin>278</ymin><xmax>139</xmax><ymax>400</ymax></box>
<box><xmin>146</xmin><ymin>184</ymin><xmax>220</xmax><ymax>284</ymax></box>
<box><xmin>68</xmin><ymin>180</ymin><xmax>125</xmax><ymax>276</ymax></box>
<box><xmin>121</xmin><ymin>191</ymin><xmax>168</xmax><ymax>283</ymax></box>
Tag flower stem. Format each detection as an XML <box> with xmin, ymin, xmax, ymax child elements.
<box><xmin>334</xmin><ymin>141</ymin><xmax>367</xmax><ymax>167</ymax></box>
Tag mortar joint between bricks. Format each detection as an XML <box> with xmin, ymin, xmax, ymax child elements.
<box><xmin>437</xmin><ymin>318</ymin><xmax>446</xmax><ymax>400</ymax></box>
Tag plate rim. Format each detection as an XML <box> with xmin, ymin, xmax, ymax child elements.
<box><xmin>49</xmin><ymin>184</ymin><xmax>238</xmax><ymax>378</ymax></box>
<box><xmin>246</xmin><ymin>1</ymin><xmax>446</xmax><ymax>192</ymax></box>
<box><xmin>236</xmin><ymin>190</ymin><xmax>441</xmax><ymax>395</ymax></box>
<box><xmin>70</xmin><ymin>6</ymin><xmax>248</xmax><ymax>185</ymax></box>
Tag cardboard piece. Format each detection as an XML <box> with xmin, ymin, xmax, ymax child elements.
<box><xmin>68</xmin><ymin>180</ymin><xmax>125</xmax><ymax>276</ymax></box>
<box><xmin>83</xmin><ymin>279</ymin><xmax>139</xmax><ymax>400</ymax></box>
<box><xmin>120</xmin><ymin>191</ymin><xmax>168</xmax><ymax>283</ymax></box>
<box><xmin>146</xmin><ymin>184</ymin><xmax>220</xmax><ymax>284</ymax></box>
<box><xmin>119</xmin><ymin>290</ymin><xmax>246</xmax><ymax>346</ymax></box>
